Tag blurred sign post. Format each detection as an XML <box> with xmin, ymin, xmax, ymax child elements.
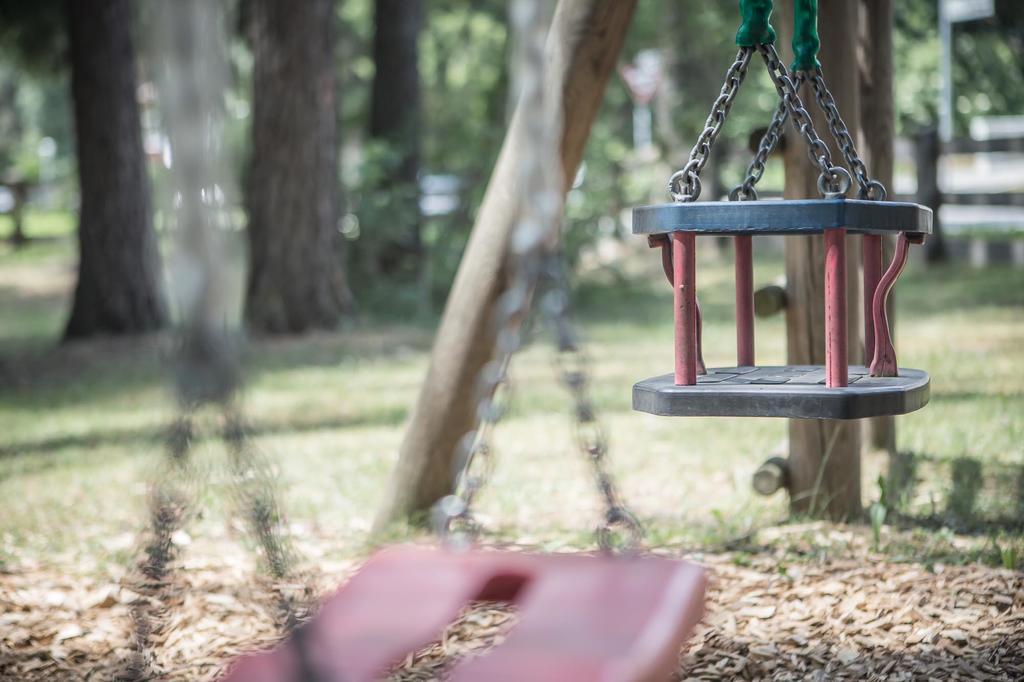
<box><xmin>939</xmin><ymin>0</ymin><xmax>994</xmax><ymax>141</ymax></box>
<box><xmin>619</xmin><ymin>50</ymin><xmax>663</xmax><ymax>152</ymax></box>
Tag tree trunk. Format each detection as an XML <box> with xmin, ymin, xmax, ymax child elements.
<box><xmin>859</xmin><ymin>0</ymin><xmax>897</xmax><ymax>456</ymax></box>
<box><xmin>369</xmin><ymin>0</ymin><xmax>425</xmax><ymax>299</ymax></box>
<box><xmin>245</xmin><ymin>0</ymin><xmax>351</xmax><ymax>334</ymax></box>
<box><xmin>779</xmin><ymin>0</ymin><xmax>863</xmax><ymax>521</ymax></box>
<box><xmin>64</xmin><ymin>0</ymin><xmax>166</xmax><ymax>339</ymax></box>
<box><xmin>374</xmin><ymin>0</ymin><xmax>638</xmax><ymax>529</ymax></box>
<box><xmin>9</xmin><ymin>182</ymin><xmax>28</xmax><ymax>247</ymax></box>
<box><xmin>918</xmin><ymin>128</ymin><xmax>946</xmax><ymax>263</ymax></box>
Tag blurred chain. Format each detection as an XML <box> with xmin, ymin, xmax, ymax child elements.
<box><xmin>127</xmin><ymin>3</ymin><xmax>301</xmax><ymax>677</ymax></box>
<box><xmin>541</xmin><ymin>259</ymin><xmax>642</xmax><ymax>553</ymax></box>
<box><xmin>432</xmin><ymin>0</ymin><xmax>554</xmax><ymax>547</ymax></box>
<box><xmin>435</xmin><ymin>0</ymin><xmax>642</xmax><ymax>554</ymax></box>
<box><xmin>125</xmin><ymin>414</ymin><xmax>198</xmax><ymax>680</ymax></box>
<box><xmin>757</xmin><ymin>43</ymin><xmax>852</xmax><ymax>197</ymax></box>
<box><xmin>804</xmin><ymin>68</ymin><xmax>887</xmax><ymax>200</ymax></box>
<box><xmin>669</xmin><ymin>48</ymin><xmax>753</xmax><ymax>202</ymax></box>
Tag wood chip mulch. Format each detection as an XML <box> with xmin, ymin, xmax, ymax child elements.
<box><xmin>1</xmin><ymin>541</ymin><xmax>1021</xmax><ymax>681</ymax></box>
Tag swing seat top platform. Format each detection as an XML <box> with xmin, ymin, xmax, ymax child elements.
<box><xmin>224</xmin><ymin>546</ymin><xmax>707</xmax><ymax>682</ymax></box>
<box><xmin>632</xmin><ymin>197</ymin><xmax>932</xmax><ymax>237</ymax></box>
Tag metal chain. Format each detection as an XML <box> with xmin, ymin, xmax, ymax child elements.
<box><xmin>757</xmin><ymin>43</ymin><xmax>852</xmax><ymax>197</ymax></box>
<box><xmin>731</xmin><ymin>83</ymin><xmax>789</xmax><ymax>201</ymax></box>
<box><xmin>541</xmin><ymin>258</ymin><xmax>643</xmax><ymax>553</ymax></box>
<box><xmin>803</xmin><ymin>68</ymin><xmax>887</xmax><ymax>200</ymax></box>
<box><xmin>127</xmin><ymin>4</ymin><xmax>303</xmax><ymax>676</ymax></box>
<box><xmin>434</xmin><ymin>0</ymin><xmax>642</xmax><ymax>554</ymax></box>
<box><xmin>669</xmin><ymin>47</ymin><xmax>753</xmax><ymax>202</ymax></box>
<box><xmin>432</xmin><ymin>0</ymin><xmax>554</xmax><ymax>547</ymax></box>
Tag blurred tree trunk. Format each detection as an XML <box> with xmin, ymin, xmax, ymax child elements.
<box><xmin>375</xmin><ymin>0</ymin><xmax>637</xmax><ymax>530</ymax></box>
<box><xmin>860</xmin><ymin>0</ymin><xmax>897</xmax><ymax>456</ymax></box>
<box><xmin>0</xmin><ymin>76</ymin><xmax>27</xmax><ymax>247</ymax></box>
<box><xmin>64</xmin><ymin>0</ymin><xmax>166</xmax><ymax>339</ymax></box>
<box><xmin>369</xmin><ymin>0</ymin><xmax>425</xmax><ymax>301</ymax></box>
<box><xmin>245</xmin><ymin>0</ymin><xmax>351</xmax><ymax>334</ymax></box>
<box><xmin>779</xmin><ymin>0</ymin><xmax>863</xmax><ymax>521</ymax></box>
<box><xmin>8</xmin><ymin>182</ymin><xmax>27</xmax><ymax>247</ymax></box>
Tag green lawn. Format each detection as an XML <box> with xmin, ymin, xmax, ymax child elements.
<box><xmin>1</xmin><ymin>228</ymin><xmax>1022</xmax><ymax>578</ymax></box>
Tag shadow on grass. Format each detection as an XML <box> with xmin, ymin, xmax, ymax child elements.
<box><xmin>887</xmin><ymin>451</ymin><xmax>1024</xmax><ymax>536</ymax></box>
<box><xmin>0</xmin><ymin>405</ymin><xmax>409</xmax><ymax>474</ymax></box>
<box><xmin>0</xmin><ymin>324</ymin><xmax>435</xmax><ymax>410</ymax></box>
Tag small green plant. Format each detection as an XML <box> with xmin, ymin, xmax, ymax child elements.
<box><xmin>876</xmin><ymin>474</ymin><xmax>891</xmax><ymax>509</ymax></box>
<box><xmin>989</xmin><ymin>534</ymin><xmax>1020</xmax><ymax>570</ymax></box>
<box><xmin>869</xmin><ymin>501</ymin><xmax>887</xmax><ymax>552</ymax></box>
<box><xmin>1001</xmin><ymin>544</ymin><xmax>1018</xmax><ymax>570</ymax></box>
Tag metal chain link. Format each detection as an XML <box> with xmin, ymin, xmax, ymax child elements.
<box><xmin>541</xmin><ymin>259</ymin><xmax>643</xmax><ymax>553</ymax></box>
<box><xmin>757</xmin><ymin>43</ymin><xmax>852</xmax><ymax>197</ymax></box>
<box><xmin>434</xmin><ymin>0</ymin><xmax>642</xmax><ymax>554</ymax></box>
<box><xmin>730</xmin><ymin>72</ymin><xmax>806</xmax><ymax>201</ymax></box>
<box><xmin>803</xmin><ymin>68</ymin><xmax>887</xmax><ymax>200</ymax></box>
<box><xmin>669</xmin><ymin>47</ymin><xmax>753</xmax><ymax>202</ymax></box>
<box><xmin>126</xmin><ymin>4</ymin><xmax>303</xmax><ymax>676</ymax></box>
<box><xmin>432</xmin><ymin>0</ymin><xmax>554</xmax><ymax>547</ymax></box>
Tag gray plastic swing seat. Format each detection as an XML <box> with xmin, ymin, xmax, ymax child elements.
<box><xmin>633</xmin><ymin>365</ymin><xmax>930</xmax><ymax>420</ymax></box>
<box><xmin>631</xmin><ymin>198</ymin><xmax>933</xmax><ymax>237</ymax></box>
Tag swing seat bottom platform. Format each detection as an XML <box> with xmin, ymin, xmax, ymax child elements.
<box><xmin>633</xmin><ymin>365</ymin><xmax>929</xmax><ymax>420</ymax></box>
<box><xmin>223</xmin><ymin>546</ymin><xmax>707</xmax><ymax>682</ymax></box>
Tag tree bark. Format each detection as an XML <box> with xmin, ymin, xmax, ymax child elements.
<box><xmin>375</xmin><ymin>0</ymin><xmax>638</xmax><ymax>529</ymax></box>
<box><xmin>64</xmin><ymin>0</ymin><xmax>166</xmax><ymax>339</ymax></box>
<box><xmin>859</xmin><ymin>0</ymin><xmax>897</xmax><ymax>456</ymax></box>
<box><xmin>369</xmin><ymin>0</ymin><xmax>424</xmax><ymax>289</ymax></box>
<box><xmin>779</xmin><ymin>0</ymin><xmax>863</xmax><ymax>521</ymax></box>
<box><xmin>245</xmin><ymin>0</ymin><xmax>351</xmax><ymax>334</ymax></box>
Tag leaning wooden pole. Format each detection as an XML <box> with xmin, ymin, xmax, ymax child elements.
<box><xmin>375</xmin><ymin>0</ymin><xmax>638</xmax><ymax>529</ymax></box>
<box><xmin>860</xmin><ymin>0</ymin><xmax>897</xmax><ymax>456</ymax></box>
<box><xmin>779</xmin><ymin>0</ymin><xmax>864</xmax><ymax>521</ymax></box>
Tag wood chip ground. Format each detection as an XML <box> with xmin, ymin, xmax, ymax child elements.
<box><xmin>1</xmin><ymin>531</ymin><xmax>1021</xmax><ymax>680</ymax></box>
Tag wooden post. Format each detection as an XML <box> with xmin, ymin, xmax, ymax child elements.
<box><xmin>916</xmin><ymin>127</ymin><xmax>945</xmax><ymax>263</ymax></box>
<box><xmin>374</xmin><ymin>0</ymin><xmax>638</xmax><ymax>529</ymax></box>
<box><xmin>779</xmin><ymin>0</ymin><xmax>863</xmax><ymax>521</ymax></box>
<box><xmin>860</xmin><ymin>0</ymin><xmax>897</xmax><ymax>454</ymax></box>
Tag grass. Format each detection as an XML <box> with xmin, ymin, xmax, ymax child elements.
<box><xmin>1</xmin><ymin>226</ymin><xmax>1022</xmax><ymax>578</ymax></box>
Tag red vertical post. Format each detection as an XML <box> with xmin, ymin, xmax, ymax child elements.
<box><xmin>673</xmin><ymin>232</ymin><xmax>697</xmax><ymax>385</ymax></box>
<box><xmin>824</xmin><ymin>228</ymin><xmax>848</xmax><ymax>388</ymax></box>
<box><xmin>871</xmin><ymin>233</ymin><xmax>913</xmax><ymax>377</ymax></box>
<box><xmin>734</xmin><ymin>235</ymin><xmax>755</xmax><ymax>366</ymax></box>
<box><xmin>862</xmin><ymin>234</ymin><xmax>882</xmax><ymax>366</ymax></box>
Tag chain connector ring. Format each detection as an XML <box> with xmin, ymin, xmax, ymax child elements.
<box><xmin>597</xmin><ymin>506</ymin><xmax>644</xmax><ymax>555</ymax></box>
<box><xmin>859</xmin><ymin>179</ymin><xmax>887</xmax><ymax>201</ymax></box>
<box><xmin>818</xmin><ymin>165</ymin><xmax>852</xmax><ymax>198</ymax></box>
<box><xmin>669</xmin><ymin>168</ymin><xmax>702</xmax><ymax>203</ymax></box>
<box><xmin>728</xmin><ymin>185</ymin><xmax>759</xmax><ymax>202</ymax></box>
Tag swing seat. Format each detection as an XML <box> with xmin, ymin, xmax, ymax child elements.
<box><xmin>223</xmin><ymin>546</ymin><xmax>707</xmax><ymax>682</ymax></box>
<box><xmin>634</xmin><ymin>365</ymin><xmax>930</xmax><ymax>420</ymax></box>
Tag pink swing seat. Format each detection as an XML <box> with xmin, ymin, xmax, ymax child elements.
<box><xmin>224</xmin><ymin>546</ymin><xmax>707</xmax><ymax>681</ymax></box>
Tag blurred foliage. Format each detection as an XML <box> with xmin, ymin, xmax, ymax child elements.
<box><xmin>1</xmin><ymin>0</ymin><xmax>1024</xmax><ymax>307</ymax></box>
<box><xmin>896</xmin><ymin>0</ymin><xmax>1024</xmax><ymax>135</ymax></box>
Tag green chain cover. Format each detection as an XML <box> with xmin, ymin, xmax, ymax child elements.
<box><xmin>792</xmin><ymin>0</ymin><xmax>820</xmax><ymax>71</ymax></box>
<box><xmin>735</xmin><ymin>0</ymin><xmax>776</xmax><ymax>47</ymax></box>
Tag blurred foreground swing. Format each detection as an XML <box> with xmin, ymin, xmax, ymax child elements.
<box><xmin>224</xmin><ymin>1</ymin><xmax>707</xmax><ymax>680</ymax></box>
